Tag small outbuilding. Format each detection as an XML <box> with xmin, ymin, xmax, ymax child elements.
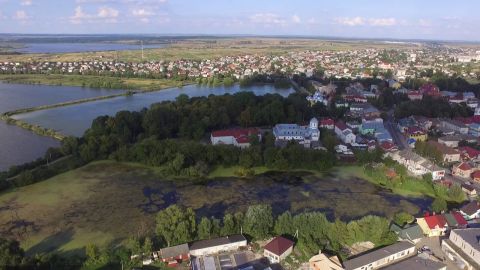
<box><xmin>263</xmin><ymin>236</ymin><xmax>294</xmax><ymax>263</ymax></box>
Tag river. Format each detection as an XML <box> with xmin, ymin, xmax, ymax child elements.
<box><xmin>1</xmin><ymin>83</ymin><xmax>294</xmax><ymax>171</ymax></box>
<box><xmin>12</xmin><ymin>84</ymin><xmax>295</xmax><ymax>137</ymax></box>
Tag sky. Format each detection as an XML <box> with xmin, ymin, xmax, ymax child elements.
<box><xmin>0</xmin><ymin>0</ymin><xmax>478</xmax><ymax>41</ymax></box>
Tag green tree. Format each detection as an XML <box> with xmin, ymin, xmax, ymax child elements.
<box><xmin>143</xmin><ymin>237</ymin><xmax>153</xmax><ymax>255</ymax></box>
<box><xmin>0</xmin><ymin>238</ymin><xmax>24</xmax><ymax>269</ymax></box>
<box><xmin>221</xmin><ymin>214</ymin><xmax>236</xmax><ymax>236</ymax></box>
<box><xmin>274</xmin><ymin>211</ymin><xmax>294</xmax><ymax>237</ymax></box>
<box><xmin>431</xmin><ymin>198</ymin><xmax>448</xmax><ymax>213</ymax></box>
<box><xmin>243</xmin><ymin>204</ymin><xmax>273</xmax><ymax>240</ymax></box>
<box><xmin>156</xmin><ymin>205</ymin><xmax>196</xmax><ymax>246</ymax></box>
<box><xmin>393</xmin><ymin>212</ymin><xmax>415</xmax><ymax>227</ymax></box>
<box><xmin>197</xmin><ymin>217</ymin><xmax>213</xmax><ymax>240</ymax></box>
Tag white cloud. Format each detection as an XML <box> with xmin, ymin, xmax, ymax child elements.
<box><xmin>250</xmin><ymin>13</ymin><xmax>287</xmax><ymax>26</ymax></box>
<box><xmin>291</xmin><ymin>14</ymin><xmax>301</xmax><ymax>24</ymax></box>
<box><xmin>368</xmin><ymin>18</ymin><xmax>396</xmax><ymax>26</ymax></box>
<box><xmin>14</xmin><ymin>10</ymin><xmax>29</xmax><ymax>21</ymax></box>
<box><xmin>132</xmin><ymin>8</ymin><xmax>155</xmax><ymax>22</ymax></box>
<box><xmin>20</xmin><ymin>0</ymin><xmax>32</xmax><ymax>6</ymax></box>
<box><xmin>335</xmin><ymin>17</ymin><xmax>397</xmax><ymax>27</ymax></box>
<box><xmin>418</xmin><ymin>19</ymin><xmax>432</xmax><ymax>27</ymax></box>
<box><xmin>70</xmin><ymin>5</ymin><xmax>119</xmax><ymax>24</ymax></box>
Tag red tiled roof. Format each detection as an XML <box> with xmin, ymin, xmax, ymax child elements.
<box><xmin>406</xmin><ymin>126</ymin><xmax>425</xmax><ymax>135</ymax></box>
<box><xmin>424</xmin><ymin>215</ymin><xmax>447</xmax><ymax>229</ymax></box>
<box><xmin>457</xmin><ymin>162</ymin><xmax>473</xmax><ymax>171</ymax></box>
<box><xmin>459</xmin><ymin>146</ymin><xmax>480</xmax><ymax>159</ymax></box>
<box><xmin>335</xmin><ymin>121</ymin><xmax>348</xmax><ymax>131</ymax></box>
<box><xmin>211</xmin><ymin>128</ymin><xmax>259</xmax><ymax>144</ymax></box>
<box><xmin>320</xmin><ymin>118</ymin><xmax>334</xmax><ymax>126</ymax></box>
<box><xmin>472</xmin><ymin>170</ymin><xmax>480</xmax><ymax>179</ymax></box>
<box><xmin>451</xmin><ymin>211</ymin><xmax>468</xmax><ymax>226</ymax></box>
<box><xmin>264</xmin><ymin>236</ymin><xmax>294</xmax><ymax>256</ymax></box>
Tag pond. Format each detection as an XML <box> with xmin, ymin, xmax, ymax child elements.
<box><xmin>13</xmin><ymin>84</ymin><xmax>295</xmax><ymax>137</ymax></box>
<box><xmin>0</xmin><ymin>82</ymin><xmax>124</xmax><ymax>171</ymax></box>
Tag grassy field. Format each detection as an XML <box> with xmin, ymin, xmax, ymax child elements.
<box><xmin>0</xmin><ymin>74</ymin><xmax>184</xmax><ymax>91</ymax></box>
<box><xmin>0</xmin><ymin>161</ymin><xmax>428</xmax><ymax>256</ymax></box>
<box><xmin>0</xmin><ymin>38</ymin><xmax>421</xmax><ymax>63</ymax></box>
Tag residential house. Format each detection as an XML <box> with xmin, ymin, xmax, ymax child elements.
<box><xmin>460</xmin><ymin>201</ymin><xmax>480</xmax><ymax>220</ymax></box>
<box><xmin>158</xmin><ymin>244</ymin><xmax>190</xmax><ymax>267</ymax></box>
<box><xmin>440</xmin><ymin>119</ymin><xmax>469</xmax><ymax>135</ymax></box>
<box><xmin>309</xmin><ymin>251</ymin><xmax>344</xmax><ymax>270</ymax></box>
<box><xmin>211</xmin><ymin>128</ymin><xmax>261</xmax><ymax>148</ymax></box>
<box><xmin>441</xmin><ymin>229</ymin><xmax>480</xmax><ymax>270</ymax></box>
<box><xmin>452</xmin><ymin>162</ymin><xmax>474</xmax><ymax>178</ymax></box>
<box><xmin>417</xmin><ymin>214</ymin><xmax>448</xmax><ymax>237</ymax></box>
<box><xmin>427</xmin><ymin>141</ymin><xmax>461</xmax><ymax>163</ymax></box>
<box><xmin>391</xmin><ymin>224</ymin><xmax>424</xmax><ymax>244</ymax></box>
<box><xmin>263</xmin><ymin>236</ymin><xmax>294</xmax><ymax>264</ymax></box>
<box><xmin>405</xmin><ymin>126</ymin><xmax>428</xmax><ymax>142</ymax></box>
<box><xmin>387</xmin><ymin>150</ymin><xmax>445</xmax><ymax>180</ymax></box>
<box><xmin>381</xmin><ymin>256</ymin><xmax>446</xmax><ymax>270</ymax></box>
<box><xmin>320</xmin><ymin>118</ymin><xmax>335</xmax><ymax>130</ymax></box>
<box><xmin>407</xmin><ymin>90</ymin><xmax>423</xmax><ymax>101</ymax></box>
<box><xmin>273</xmin><ymin>118</ymin><xmax>320</xmax><ymax>148</ymax></box>
<box><xmin>459</xmin><ymin>146</ymin><xmax>480</xmax><ymax>161</ymax></box>
<box><xmin>380</xmin><ymin>141</ymin><xmax>398</xmax><ymax>153</ymax></box>
<box><xmin>444</xmin><ymin>212</ymin><xmax>468</xmax><ymax>229</ymax></box>
<box><xmin>342</xmin><ymin>241</ymin><xmax>416</xmax><ymax>270</ymax></box>
<box><xmin>472</xmin><ymin>171</ymin><xmax>480</xmax><ymax>183</ymax></box>
<box><xmin>335</xmin><ymin>121</ymin><xmax>356</xmax><ymax>145</ymax></box>
<box><xmin>189</xmin><ymin>234</ymin><xmax>247</xmax><ymax>257</ymax></box>
<box><xmin>462</xmin><ymin>183</ymin><xmax>477</xmax><ymax>197</ymax></box>
<box><xmin>437</xmin><ymin>134</ymin><xmax>477</xmax><ymax>148</ymax></box>
<box><xmin>468</xmin><ymin>123</ymin><xmax>480</xmax><ymax>137</ymax></box>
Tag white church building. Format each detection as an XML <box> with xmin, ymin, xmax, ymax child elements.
<box><xmin>273</xmin><ymin>118</ymin><xmax>320</xmax><ymax>148</ymax></box>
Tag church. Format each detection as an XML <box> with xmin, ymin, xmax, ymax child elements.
<box><xmin>272</xmin><ymin>118</ymin><xmax>320</xmax><ymax>148</ymax></box>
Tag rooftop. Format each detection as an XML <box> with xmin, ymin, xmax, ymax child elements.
<box><xmin>381</xmin><ymin>256</ymin><xmax>446</xmax><ymax>270</ymax></box>
<box><xmin>343</xmin><ymin>241</ymin><xmax>415</xmax><ymax>270</ymax></box>
<box><xmin>264</xmin><ymin>236</ymin><xmax>294</xmax><ymax>256</ymax></box>
<box><xmin>189</xmin><ymin>234</ymin><xmax>246</xmax><ymax>251</ymax></box>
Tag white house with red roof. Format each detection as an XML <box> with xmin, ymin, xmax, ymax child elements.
<box><xmin>211</xmin><ymin>128</ymin><xmax>260</xmax><ymax>148</ymax></box>
<box><xmin>319</xmin><ymin>118</ymin><xmax>334</xmax><ymax>130</ymax></box>
<box><xmin>263</xmin><ymin>236</ymin><xmax>294</xmax><ymax>263</ymax></box>
<box><xmin>452</xmin><ymin>162</ymin><xmax>474</xmax><ymax>178</ymax></box>
<box><xmin>334</xmin><ymin>121</ymin><xmax>356</xmax><ymax>145</ymax></box>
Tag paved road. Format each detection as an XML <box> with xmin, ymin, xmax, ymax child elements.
<box><xmin>385</xmin><ymin>119</ymin><xmax>408</xmax><ymax>150</ymax></box>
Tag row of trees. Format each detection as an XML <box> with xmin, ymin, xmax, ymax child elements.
<box><xmin>155</xmin><ymin>204</ymin><xmax>397</xmax><ymax>260</ymax></box>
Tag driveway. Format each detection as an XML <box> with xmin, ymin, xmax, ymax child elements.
<box><xmin>416</xmin><ymin>237</ymin><xmax>461</xmax><ymax>270</ymax></box>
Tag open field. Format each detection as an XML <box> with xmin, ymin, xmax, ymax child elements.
<box><xmin>0</xmin><ymin>161</ymin><xmax>430</xmax><ymax>256</ymax></box>
<box><xmin>0</xmin><ymin>74</ymin><xmax>184</xmax><ymax>91</ymax></box>
<box><xmin>0</xmin><ymin>38</ymin><xmax>422</xmax><ymax>63</ymax></box>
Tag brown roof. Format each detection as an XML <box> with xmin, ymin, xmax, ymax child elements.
<box><xmin>461</xmin><ymin>201</ymin><xmax>480</xmax><ymax>216</ymax></box>
<box><xmin>264</xmin><ymin>236</ymin><xmax>294</xmax><ymax>256</ymax></box>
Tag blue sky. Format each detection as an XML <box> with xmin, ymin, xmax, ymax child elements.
<box><xmin>0</xmin><ymin>0</ymin><xmax>478</xmax><ymax>41</ymax></box>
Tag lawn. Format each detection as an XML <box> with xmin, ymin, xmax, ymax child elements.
<box><xmin>0</xmin><ymin>74</ymin><xmax>183</xmax><ymax>91</ymax></box>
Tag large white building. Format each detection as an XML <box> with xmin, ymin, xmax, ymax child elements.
<box><xmin>335</xmin><ymin>121</ymin><xmax>356</xmax><ymax>145</ymax></box>
<box><xmin>343</xmin><ymin>241</ymin><xmax>416</xmax><ymax>270</ymax></box>
<box><xmin>189</xmin><ymin>235</ymin><xmax>247</xmax><ymax>257</ymax></box>
<box><xmin>273</xmin><ymin>118</ymin><xmax>320</xmax><ymax>148</ymax></box>
<box><xmin>442</xmin><ymin>229</ymin><xmax>480</xmax><ymax>270</ymax></box>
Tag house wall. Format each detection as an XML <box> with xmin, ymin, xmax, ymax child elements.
<box><xmin>211</xmin><ymin>135</ymin><xmax>235</xmax><ymax>145</ymax></box>
<box><xmin>442</xmin><ymin>231</ymin><xmax>480</xmax><ymax>270</ymax></box>
<box><xmin>438</xmin><ymin>139</ymin><xmax>459</xmax><ymax>148</ymax></box>
<box><xmin>189</xmin><ymin>240</ymin><xmax>247</xmax><ymax>257</ymax></box>
<box><xmin>443</xmin><ymin>153</ymin><xmax>461</xmax><ymax>163</ymax></box>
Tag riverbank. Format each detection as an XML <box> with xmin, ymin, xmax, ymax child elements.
<box><xmin>0</xmin><ymin>74</ymin><xmax>185</xmax><ymax>91</ymax></box>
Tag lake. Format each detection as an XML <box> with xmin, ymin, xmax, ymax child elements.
<box><xmin>0</xmin><ymin>82</ymin><xmax>125</xmax><ymax>171</ymax></box>
<box><xmin>17</xmin><ymin>43</ymin><xmax>167</xmax><ymax>54</ymax></box>
<box><xmin>13</xmin><ymin>84</ymin><xmax>295</xmax><ymax>137</ymax></box>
